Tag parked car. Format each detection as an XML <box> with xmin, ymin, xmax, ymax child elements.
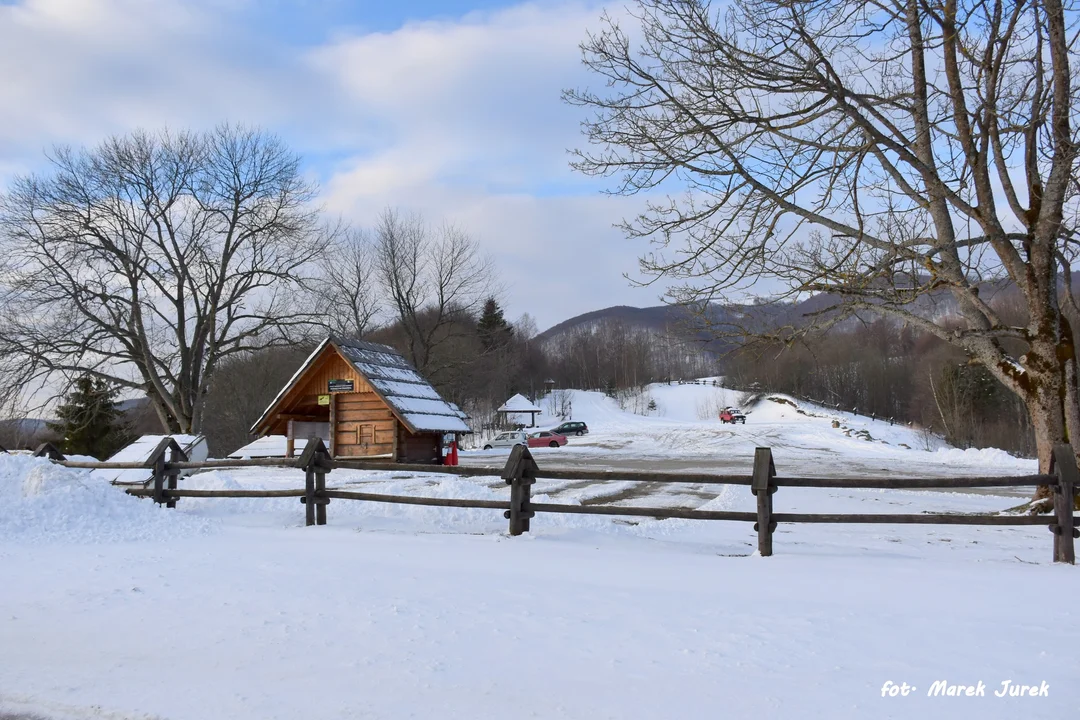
<box><xmin>528</xmin><ymin>431</ymin><xmax>567</xmax><ymax>448</ymax></box>
<box><xmin>551</xmin><ymin>421</ymin><xmax>589</xmax><ymax>436</ymax></box>
<box><xmin>483</xmin><ymin>431</ymin><xmax>527</xmax><ymax>450</ymax></box>
<box><xmin>719</xmin><ymin>408</ymin><xmax>746</xmax><ymax>424</ymax></box>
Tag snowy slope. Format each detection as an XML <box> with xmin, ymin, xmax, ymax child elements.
<box><xmin>465</xmin><ymin>383</ymin><xmax>1034</xmax><ymax>479</ymax></box>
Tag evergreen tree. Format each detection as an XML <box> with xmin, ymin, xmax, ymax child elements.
<box><xmin>46</xmin><ymin>375</ymin><xmax>132</xmax><ymax>459</ymax></box>
<box><xmin>477</xmin><ymin>297</ymin><xmax>513</xmax><ymax>351</ymax></box>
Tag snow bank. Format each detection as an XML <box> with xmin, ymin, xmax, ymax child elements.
<box><xmin>931</xmin><ymin>446</ymin><xmax>1033</xmax><ymax>469</ymax></box>
<box><xmin>0</xmin><ymin>454</ymin><xmax>212</xmax><ymax>544</ymax></box>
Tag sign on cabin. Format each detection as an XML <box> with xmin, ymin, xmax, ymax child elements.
<box><xmin>328</xmin><ymin>379</ymin><xmax>354</xmax><ymax>393</ymax></box>
<box><xmin>317</xmin><ymin>394</ymin><xmax>330</xmax><ymax>406</ymax></box>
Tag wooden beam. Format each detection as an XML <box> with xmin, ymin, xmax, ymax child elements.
<box><xmin>328</xmin><ymin>393</ymin><xmax>336</xmax><ymax>457</ymax></box>
<box><xmin>126</xmin><ymin>485</ymin><xmax>1069</xmax><ymax>528</ymax></box>
<box><xmin>752</xmin><ymin>447</ymin><xmax>777</xmax><ymax>557</ymax></box>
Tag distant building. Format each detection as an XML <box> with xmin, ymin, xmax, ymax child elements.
<box><xmin>91</xmin><ymin>434</ymin><xmax>208</xmax><ymax>485</ymax></box>
<box><xmin>249</xmin><ymin>337</ymin><xmax>469</xmax><ymax>463</ymax></box>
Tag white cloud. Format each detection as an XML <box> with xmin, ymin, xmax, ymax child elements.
<box><xmin>0</xmin><ymin>0</ymin><xmax>668</xmax><ymax>330</ymax></box>
<box><xmin>309</xmin><ymin>2</ymin><xmax>669</xmax><ymax>327</ymax></box>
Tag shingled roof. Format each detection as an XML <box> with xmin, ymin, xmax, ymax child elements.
<box><xmin>250</xmin><ymin>336</ymin><xmax>470</xmax><ymax>435</ymax></box>
<box><xmin>335</xmin><ymin>338</ymin><xmax>469</xmax><ymax>433</ymax></box>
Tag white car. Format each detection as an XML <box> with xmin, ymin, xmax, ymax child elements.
<box><xmin>483</xmin><ymin>431</ymin><xmax>527</xmax><ymax>450</ymax></box>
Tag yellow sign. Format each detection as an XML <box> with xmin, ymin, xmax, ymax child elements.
<box><xmin>317</xmin><ymin>394</ymin><xmax>330</xmax><ymax>406</ymax></box>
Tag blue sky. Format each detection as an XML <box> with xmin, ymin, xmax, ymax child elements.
<box><xmin>0</xmin><ymin>0</ymin><xmax>671</xmax><ymax>330</ymax></box>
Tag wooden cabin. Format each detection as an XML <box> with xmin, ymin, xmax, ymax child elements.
<box><xmin>249</xmin><ymin>337</ymin><xmax>470</xmax><ymax>463</ymax></box>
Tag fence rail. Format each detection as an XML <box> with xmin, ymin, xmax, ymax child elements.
<box><xmin>33</xmin><ymin>437</ymin><xmax>1080</xmax><ymax>563</ymax></box>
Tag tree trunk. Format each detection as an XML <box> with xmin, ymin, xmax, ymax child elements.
<box><xmin>1024</xmin><ymin>359</ymin><xmax>1080</xmax><ymax>510</ymax></box>
<box><xmin>148</xmin><ymin>392</ymin><xmax>186</xmax><ymax>435</ymax></box>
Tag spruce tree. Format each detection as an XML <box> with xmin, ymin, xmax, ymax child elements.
<box><xmin>477</xmin><ymin>297</ymin><xmax>513</xmax><ymax>351</ymax></box>
<box><xmin>46</xmin><ymin>375</ymin><xmax>132</xmax><ymax>459</ymax></box>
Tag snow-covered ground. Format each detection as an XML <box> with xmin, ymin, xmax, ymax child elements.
<box><xmin>467</xmin><ymin>384</ymin><xmax>1035</xmax><ymax>484</ymax></box>
<box><xmin>2</xmin><ymin>383</ymin><xmax>1074</xmax><ymax>719</ymax></box>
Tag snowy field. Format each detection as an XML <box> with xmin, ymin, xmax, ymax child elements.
<box><xmin>2</xmin><ymin>385</ymin><xmax>1078</xmax><ymax>719</ymax></box>
<box><xmin>466</xmin><ymin>385</ymin><xmax>1037</xmax><ymax>487</ymax></box>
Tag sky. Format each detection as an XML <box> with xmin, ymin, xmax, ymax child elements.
<box><xmin>0</xmin><ymin>0</ymin><xmax>673</xmax><ymax>331</ymax></box>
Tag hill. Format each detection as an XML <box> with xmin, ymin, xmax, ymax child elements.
<box><xmin>465</xmin><ymin>381</ymin><xmax>1033</xmax><ymax>479</ymax></box>
<box><xmin>533</xmin><ymin>273</ymin><xmax>1079</xmax><ymax>346</ymax></box>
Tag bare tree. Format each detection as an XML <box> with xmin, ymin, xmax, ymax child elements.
<box><xmin>568</xmin><ymin>0</ymin><xmax>1080</xmax><ymax>505</ymax></box>
<box><xmin>515</xmin><ymin>313</ymin><xmax>539</xmax><ymax>342</ymax></box>
<box><xmin>317</xmin><ymin>227</ymin><xmax>382</xmax><ymax>339</ymax></box>
<box><xmin>373</xmin><ymin>209</ymin><xmax>496</xmax><ymax>380</ymax></box>
<box><xmin>0</xmin><ymin>125</ymin><xmax>332</xmax><ymax>433</ymax></box>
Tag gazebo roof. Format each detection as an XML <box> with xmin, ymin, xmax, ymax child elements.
<box><xmin>497</xmin><ymin>393</ymin><xmax>542</xmax><ymax>413</ymax></box>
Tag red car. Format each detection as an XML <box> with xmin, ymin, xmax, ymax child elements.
<box><xmin>527</xmin><ymin>430</ymin><xmax>568</xmax><ymax>448</ymax></box>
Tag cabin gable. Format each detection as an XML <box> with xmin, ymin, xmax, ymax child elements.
<box><xmin>251</xmin><ymin>337</ymin><xmax>467</xmax><ymax>463</ymax></box>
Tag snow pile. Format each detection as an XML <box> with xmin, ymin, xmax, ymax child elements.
<box><xmin>0</xmin><ymin>454</ymin><xmax>213</xmax><ymax>544</ymax></box>
<box><xmin>931</xmin><ymin>446</ymin><xmax>1032</xmax><ymax>469</ymax></box>
<box><xmin>185</xmin><ymin>471</ymin><xmax>245</xmax><ymax>492</ymax></box>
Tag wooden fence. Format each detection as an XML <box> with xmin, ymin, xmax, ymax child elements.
<box><xmin>35</xmin><ymin>437</ymin><xmax>1080</xmax><ymax>564</ymax></box>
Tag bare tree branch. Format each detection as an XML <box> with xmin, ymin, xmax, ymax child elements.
<box><xmin>567</xmin><ymin>0</ymin><xmax>1080</xmax><ymax>484</ymax></box>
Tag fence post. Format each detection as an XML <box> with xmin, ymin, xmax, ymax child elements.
<box><xmin>501</xmin><ymin>444</ymin><xmax>537</xmax><ymax>536</ymax></box>
<box><xmin>315</xmin><ymin>449</ymin><xmax>331</xmax><ymax>526</ymax></box>
<box><xmin>142</xmin><ymin>437</ymin><xmax>185</xmax><ymax>508</ymax></box>
<box><xmin>297</xmin><ymin>437</ymin><xmax>332</xmax><ymax>527</ymax></box>
<box><xmin>152</xmin><ymin>452</ymin><xmax>167</xmax><ymax>506</ymax></box>
<box><xmin>32</xmin><ymin>443</ymin><xmax>66</xmax><ymax>462</ymax></box>
<box><xmin>304</xmin><ymin>465</ymin><xmax>316</xmax><ymax>526</ymax></box>
<box><xmin>1051</xmin><ymin>444</ymin><xmax>1078</xmax><ymax>564</ymax></box>
<box><xmin>752</xmin><ymin>447</ymin><xmax>777</xmax><ymax>556</ymax></box>
<box><xmin>165</xmin><ymin>443</ymin><xmax>188</xmax><ymax>510</ymax></box>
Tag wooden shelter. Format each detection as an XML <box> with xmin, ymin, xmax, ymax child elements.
<box><xmin>497</xmin><ymin>393</ymin><xmax>542</xmax><ymax>428</ymax></box>
<box><xmin>250</xmin><ymin>337</ymin><xmax>470</xmax><ymax>463</ymax></box>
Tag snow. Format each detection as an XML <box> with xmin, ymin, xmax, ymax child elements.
<box><xmin>352</xmin><ymin>361</ymin><xmax>426</xmax><ymax>384</ymax></box>
<box><xmin>403</xmin><ymin>412</ymin><xmax>471</xmax><ymax>433</ymax></box>
<box><xmin>228</xmin><ymin>435</ymin><xmax>307</xmax><ymax>459</ymax></box>
<box><xmin>930</xmin><ymin>446</ymin><xmax>1033</xmax><ymax>467</ymax></box>
<box><xmin>498</xmin><ymin>392</ymin><xmax>542</xmax><ymax>413</ymax></box>
<box><xmin>0</xmin><ymin>454</ymin><xmax>211</xmax><ymax>544</ymax></box>
<box><xmin>390</xmin><ymin>396</ymin><xmax>468</xmax><ymax>416</ymax></box>
<box><xmin>2</xmin><ymin>381</ymin><xmax>1074</xmax><ymax>720</ymax></box>
<box><xmin>467</xmin><ymin>385</ymin><xmax>1033</xmax><ymax>480</ymax></box>
<box><xmin>367</xmin><ymin>378</ymin><xmax>441</xmax><ymax>400</ymax></box>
